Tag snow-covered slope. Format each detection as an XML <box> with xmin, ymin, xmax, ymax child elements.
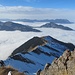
<box><xmin>4</xmin><ymin>36</ymin><xmax>75</xmax><ymax>75</ymax></box>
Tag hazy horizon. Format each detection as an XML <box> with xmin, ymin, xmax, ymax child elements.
<box><xmin>0</xmin><ymin>0</ymin><xmax>75</xmax><ymax>22</ymax></box>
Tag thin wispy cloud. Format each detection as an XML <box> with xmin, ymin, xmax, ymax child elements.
<box><xmin>0</xmin><ymin>6</ymin><xmax>75</xmax><ymax>21</ymax></box>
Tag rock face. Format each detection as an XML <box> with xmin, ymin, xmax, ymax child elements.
<box><xmin>41</xmin><ymin>22</ymin><xmax>73</xmax><ymax>30</ymax></box>
<box><xmin>4</xmin><ymin>36</ymin><xmax>75</xmax><ymax>75</ymax></box>
<box><xmin>40</xmin><ymin>49</ymin><xmax>75</xmax><ymax>75</ymax></box>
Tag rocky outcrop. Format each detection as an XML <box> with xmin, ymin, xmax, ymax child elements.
<box><xmin>40</xmin><ymin>49</ymin><xmax>75</xmax><ymax>75</ymax></box>
<box><xmin>0</xmin><ymin>66</ymin><xmax>25</xmax><ymax>75</ymax></box>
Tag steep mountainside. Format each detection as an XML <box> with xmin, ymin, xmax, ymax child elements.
<box><xmin>11</xmin><ymin>37</ymin><xmax>47</xmax><ymax>56</ymax></box>
<box><xmin>5</xmin><ymin>36</ymin><xmax>75</xmax><ymax>75</ymax></box>
<box><xmin>0</xmin><ymin>21</ymin><xmax>40</xmax><ymax>32</ymax></box>
<box><xmin>40</xmin><ymin>49</ymin><xmax>75</xmax><ymax>75</ymax></box>
<box><xmin>41</xmin><ymin>22</ymin><xmax>73</xmax><ymax>30</ymax></box>
<box><xmin>0</xmin><ymin>21</ymin><xmax>3</xmax><ymax>25</ymax></box>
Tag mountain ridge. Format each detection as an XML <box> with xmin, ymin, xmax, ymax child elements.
<box><xmin>11</xmin><ymin>37</ymin><xmax>47</xmax><ymax>56</ymax></box>
<box><xmin>14</xmin><ymin>19</ymin><xmax>73</xmax><ymax>24</ymax></box>
<box><xmin>4</xmin><ymin>36</ymin><xmax>75</xmax><ymax>75</ymax></box>
<box><xmin>40</xmin><ymin>22</ymin><xmax>74</xmax><ymax>30</ymax></box>
<box><xmin>0</xmin><ymin>19</ymin><xmax>73</xmax><ymax>24</ymax></box>
<box><xmin>0</xmin><ymin>21</ymin><xmax>40</xmax><ymax>32</ymax></box>
<box><xmin>40</xmin><ymin>49</ymin><xmax>75</xmax><ymax>75</ymax></box>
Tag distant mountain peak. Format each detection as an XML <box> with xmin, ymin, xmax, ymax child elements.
<box><xmin>0</xmin><ymin>21</ymin><xmax>41</xmax><ymax>32</ymax></box>
<box><xmin>41</xmin><ymin>22</ymin><xmax>74</xmax><ymax>30</ymax></box>
<box><xmin>13</xmin><ymin>19</ymin><xmax>73</xmax><ymax>24</ymax></box>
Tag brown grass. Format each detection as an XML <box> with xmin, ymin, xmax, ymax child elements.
<box><xmin>0</xmin><ymin>66</ymin><xmax>25</xmax><ymax>75</ymax></box>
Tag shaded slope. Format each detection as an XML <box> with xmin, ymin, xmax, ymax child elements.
<box><xmin>11</xmin><ymin>37</ymin><xmax>47</xmax><ymax>56</ymax></box>
<box><xmin>0</xmin><ymin>21</ymin><xmax>3</xmax><ymax>25</ymax></box>
<box><xmin>0</xmin><ymin>21</ymin><xmax>40</xmax><ymax>32</ymax></box>
<box><xmin>5</xmin><ymin>36</ymin><xmax>75</xmax><ymax>75</ymax></box>
<box><xmin>41</xmin><ymin>22</ymin><xmax>73</xmax><ymax>30</ymax></box>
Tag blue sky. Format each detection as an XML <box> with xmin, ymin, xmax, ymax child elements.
<box><xmin>0</xmin><ymin>0</ymin><xmax>75</xmax><ymax>8</ymax></box>
<box><xmin>0</xmin><ymin>0</ymin><xmax>75</xmax><ymax>21</ymax></box>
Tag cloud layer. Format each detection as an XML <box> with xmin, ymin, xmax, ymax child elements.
<box><xmin>0</xmin><ymin>23</ymin><xmax>75</xmax><ymax>60</ymax></box>
<box><xmin>0</xmin><ymin>5</ymin><xmax>75</xmax><ymax>21</ymax></box>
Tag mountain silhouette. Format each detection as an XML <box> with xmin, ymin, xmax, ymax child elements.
<box><xmin>0</xmin><ymin>21</ymin><xmax>40</xmax><ymax>32</ymax></box>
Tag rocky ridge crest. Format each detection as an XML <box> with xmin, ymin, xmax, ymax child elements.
<box><xmin>39</xmin><ymin>49</ymin><xmax>75</xmax><ymax>75</ymax></box>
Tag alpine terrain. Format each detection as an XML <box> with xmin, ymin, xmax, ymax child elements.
<box><xmin>40</xmin><ymin>49</ymin><xmax>75</xmax><ymax>75</ymax></box>
<box><xmin>4</xmin><ymin>36</ymin><xmax>75</xmax><ymax>75</ymax></box>
<box><xmin>40</xmin><ymin>22</ymin><xmax>74</xmax><ymax>30</ymax></box>
<box><xmin>0</xmin><ymin>21</ymin><xmax>40</xmax><ymax>32</ymax></box>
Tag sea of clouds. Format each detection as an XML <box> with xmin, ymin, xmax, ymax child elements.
<box><xmin>0</xmin><ymin>21</ymin><xmax>75</xmax><ymax>60</ymax></box>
